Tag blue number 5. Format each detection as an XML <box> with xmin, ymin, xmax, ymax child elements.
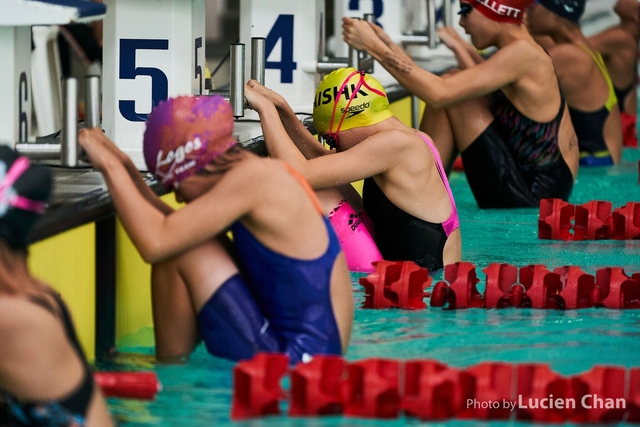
<box><xmin>119</xmin><ymin>39</ymin><xmax>169</xmax><ymax>122</ymax></box>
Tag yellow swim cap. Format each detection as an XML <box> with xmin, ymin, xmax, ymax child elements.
<box><xmin>313</xmin><ymin>68</ymin><xmax>393</xmax><ymax>138</ymax></box>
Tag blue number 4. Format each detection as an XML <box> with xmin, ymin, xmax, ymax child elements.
<box><xmin>265</xmin><ymin>15</ymin><xmax>297</xmax><ymax>84</ymax></box>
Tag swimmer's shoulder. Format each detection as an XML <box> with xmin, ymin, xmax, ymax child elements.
<box><xmin>546</xmin><ymin>42</ymin><xmax>589</xmax><ymax>66</ymax></box>
<box><xmin>222</xmin><ymin>155</ymin><xmax>298</xmax><ymax>194</ymax></box>
<box><xmin>590</xmin><ymin>27</ymin><xmax>636</xmax><ymax>56</ymax></box>
<box><xmin>0</xmin><ymin>297</ymin><xmax>68</xmax><ymax>352</ymax></box>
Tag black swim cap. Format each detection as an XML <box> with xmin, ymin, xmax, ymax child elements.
<box><xmin>538</xmin><ymin>0</ymin><xmax>585</xmax><ymax>22</ymax></box>
<box><xmin>0</xmin><ymin>146</ymin><xmax>51</xmax><ymax>250</ymax></box>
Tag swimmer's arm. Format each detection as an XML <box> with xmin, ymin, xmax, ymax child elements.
<box><xmin>296</xmin><ymin>129</ymin><xmax>408</xmax><ymax>190</ymax></box>
<box><xmin>78</xmin><ymin>130</ymin><xmax>192</xmax><ymax>261</ymax></box>
<box><xmin>84</xmin><ymin>156</ymin><xmax>217</xmax><ymax>263</ymax></box>
<box><xmin>438</xmin><ymin>27</ymin><xmax>484</xmax><ymax>68</ymax></box>
<box><xmin>366</xmin><ymin>39</ymin><xmax>535</xmax><ymax>108</ymax></box>
<box><xmin>246</xmin><ymin>88</ymin><xmax>321</xmax><ymax>170</ymax></box>
<box><xmin>118</xmin><ymin>148</ymin><xmax>175</xmax><ymax>215</ymax></box>
<box><xmin>81</xmin><ymin>129</ymin><xmax>174</xmax><ymax>215</ymax></box>
<box><xmin>272</xmin><ymin>105</ymin><xmax>332</xmax><ymax>160</ymax></box>
<box><xmin>447</xmin><ymin>42</ymin><xmax>481</xmax><ymax>69</ymax></box>
<box><xmin>246</xmin><ymin>81</ymin><xmax>330</xmax><ymax>159</ymax></box>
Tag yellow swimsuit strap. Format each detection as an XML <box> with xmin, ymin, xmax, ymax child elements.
<box><xmin>576</xmin><ymin>44</ymin><xmax>618</xmax><ymax>112</ymax></box>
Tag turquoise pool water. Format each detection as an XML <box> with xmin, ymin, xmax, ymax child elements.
<box><xmin>98</xmin><ymin>147</ymin><xmax>640</xmax><ymax>427</ymax></box>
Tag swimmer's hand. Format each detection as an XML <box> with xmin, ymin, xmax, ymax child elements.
<box><xmin>245</xmin><ymin>80</ymin><xmax>288</xmax><ymax>111</ymax></box>
<box><xmin>342</xmin><ymin>17</ymin><xmax>384</xmax><ymax>54</ymax></box>
<box><xmin>437</xmin><ymin>27</ymin><xmax>464</xmax><ymax>51</ymax></box>
<box><xmin>244</xmin><ymin>82</ymin><xmax>271</xmax><ymax>113</ymax></box>
<box><xmin>78</xmin><ymin>128</ymin><xmax>122</xmax><ymax>172</ymax></box>
<box><xmin>368</xmin><ymin>21</ymin><xmax>395</xmax><ymax>49</ymax></box>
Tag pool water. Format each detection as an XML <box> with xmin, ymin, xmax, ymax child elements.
<box><xmin>98</xmin><ymin>147</ymin><xmax>640</xmax><ymax>427</ymax></box>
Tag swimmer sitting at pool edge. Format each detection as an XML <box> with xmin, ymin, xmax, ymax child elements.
<box><xmin>244</xmin><ymin>68</ymin><xmax>462</xmax><ymax>271</ymax></box>
<box><xmin>78</xmin><ymin>95</ymin><xmax>354</xmax><ymax>366</ymax></box>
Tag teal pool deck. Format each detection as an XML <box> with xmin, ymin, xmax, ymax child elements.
<box><xmin>99</xmin><ymin>146</ymin><xmax>640</xmax><ymax>427</ymax></box>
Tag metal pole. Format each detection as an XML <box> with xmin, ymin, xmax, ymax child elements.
<box><xmin>250</xmin><ymin>37</ymin><xmax>266</xmax><ymax>85</ymax></box>
<box><xmin>84</xmin><ymin>75</ymin><xmax>101</xmax><ymax>129</ymax></box>
<box><xmin>411</xmin><ymin>95</ymin><xmax>420</xmax><ymax>129</ymax></box>
<box><xmin>443</xmin><ymin>0</ymin><xmax>453</xmax><ymax>27</ymax></box>
<box><xmin>229</xmin><ymin>43</ymin><xmax>245</xmax><ymax>118</ymax></box>
<box><xmin>61</xmin><ymin>78</ymin><xmax>79</xmax><ymax>167</ymax></box>
<box><xmin>427</xmin><ymin>0</ymin><xmax>437</xmax><ymax>49</ymax></box>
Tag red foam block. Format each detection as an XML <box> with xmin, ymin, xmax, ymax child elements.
<box><xmin>610</xmin><ymin>203</ymin><xmax>640</xmax><ymax>240</ymax></box>
<box><xmin>342</xmin><ymin>358</ymin><xmax>400</xmax><ymax>418</ymax></box>
<box><xmin>516</xmin><ymin>364</ymin><xmax>569</xmax><ymax>423</ymax></box>
<box><xmin>431</xmin><ymin>262</ymin><xmax>484</xmax><ymax>309</ymax></box>
<box><xmin>538</xmin><ymin>198</ymin><xmax>575</xmax><ymax>240</ymax></box>
<box><xmin>403</xmin><ymin>360</ymin><xmax>473</xmax><ymax>420</ymax></box>
<box><xmin>519</xmin><ymin>265</ymin><xmax>564</xmax><ymax>309</ymax></box>
<box><xmin>595</xmin><ymin>267</ymin><xmax>640</xmax><ymax>309</ymax></box>
<box><xmin>628</xmin><ymin>368</ymin><xmax>640</xmax><ymax>422</ymax></box>
<box><xmin>230</xmin><ymin>353</ymin><xmax>289</xmax><ymax>420</ymax></box>
<box><xmin>359</xmin><ymin>261</ymin><xmax>431</xmax><ymax>309</ymax></box>
<box><xmin>554</xmin><ymin>266</ymin><xmax>597</xmax><ymax>309</ymax></box>
<box><xmin>573</xmin><ymin>201</ymin><xmax>612</xmax><ymax>240</ymax></box>
<box><xmin>483</xmin><ymin>263</ymin><xmax>527</xmax><ymax>309</ymax></box>
<box><xmin>289</xmin><ymin>355</ymin><xmax>345</xmax><ymax>416</ymax></box>
<box><xmin>459</xmin><ymin>362</ymin><xmax>514</xmax><ymax>420</ymax></box>
<box><xmin>93</xmin><ymin>372</ymin><xmax>161</xmax><ymax>400</ymax></box>
<box><xmin>568</xmin><ymin>366</ymin><xmax>626</xmax><ymax>423</ymax></box>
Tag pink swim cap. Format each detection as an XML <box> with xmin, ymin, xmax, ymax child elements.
<box><xmin>143</xmin><ymin>95</ymin><xmax>237</xmax><ymax>187</ymax></box>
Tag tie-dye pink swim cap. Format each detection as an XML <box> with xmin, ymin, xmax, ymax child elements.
<box><xmin>143</xmin><ymin>95</ymin><xmax>237</xmax><ymax>187</ymax></box>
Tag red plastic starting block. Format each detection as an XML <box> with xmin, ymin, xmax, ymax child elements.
<box><xmin>573</xmin><ymin>201</ymin><xmax>612</xmax><ymax>240</ymax></box>
<box><xmin>93</xmin><ymin>371</ymin><xmax>161</xmax><ymax>400</ymax></box>
<box><xmin>460</xmin><ymin>362</ymin><xmax>515</xmax><ymax>420</ymax></box>
<box><xmin>230</xmin><ymin>353</ymin><xmax>289</xmax><ymax>420</ymax></box>
<box><xmin>289</xmin><ymin>356</ymin><xmax>344</xmax><ymax>416</ymax></box>
<box><xmin>568</xmin><ymin>366</ymin><xmax>627</xmax><ymax>423</ymax></box>
<box><xmin>341</xmin><ymin>358</ymin><xmax>400</xmax><ymax>418</ymax></box>
<box><xmin>430</xmin><ymin>262</ymin><xmax>484</xmax><ymax>309</ymax></box>
<box><xmin>610</xmin><ymin>203</ymin><xmax>640</xmax><ymax>240</ymax></box>
<box><xmin>519</xmin><ymin>265</ymin><xmax>564</xmax><ymax>309</ymax></box>
<box><xmin>516</xmin><ymin>364</ymin><xmax>569</xmax><ymax>423</ymax></box>
<box><xmin>554</xmin><ymin>266</ymin><xmax>597</xmax><ymax>309</ymax></box>
<box><xmin>595</xmin><ymin>267</ymin><xmax>640</xmax><ymax>309</ymax></box>
<box><xmin>359</xmin><ymin>261</ymin><xmax>431</xmax><ymax>309</ymax></box>
<box><xmin>403</xmin><ymin>360</ymin><xmax>474</xmax><ymax>420</ymax></box>
<box><xmin>538</xmin><ymin>198</ymin><xmax>575</xmax><ymax>240</ymax></box>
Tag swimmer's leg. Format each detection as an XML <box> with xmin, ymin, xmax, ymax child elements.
<box><xmin>151</xmin><ymin>236</ymin><xmax>240</xmax><ymax>362</ymax></box>
<box><xmin>420</xmin><ymin>102</ymin><xmax>458</xmax><ymax>172</ymax></box>
<box><xmin>420</xmin><ymin>70</ymin><xmax>461</xmax><ymax>171</ymax></box>
<box><xmin>444</xmin><ymin>95</ymin><xmax>494</xmax><ymax>152</ymax></box>
<box><xmin>420</xmin><ymin>70</ymin><xmax>493</xmax><ymax>172</ymax></box>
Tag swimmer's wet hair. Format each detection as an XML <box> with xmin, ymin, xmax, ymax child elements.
<box><xmin>0</xmin><ymin>146</ymin><xmax>51</xmax><ymax>251</ymax></box>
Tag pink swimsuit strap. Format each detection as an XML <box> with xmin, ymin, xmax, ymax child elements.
<box><xmin>418</xmin><ymin>134</ymin><xmax>460</xmax><ymax>237</ymax></box>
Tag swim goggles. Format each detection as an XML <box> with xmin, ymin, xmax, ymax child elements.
<box><xmin>458</xmin><ymin>3</ymin><xmax>473</xmax><ymax>16</ymax></box>
<box><xmin>0</xmin><ymin>157</ymin><xmax>47</xmax><ymax>217</ymax></box>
